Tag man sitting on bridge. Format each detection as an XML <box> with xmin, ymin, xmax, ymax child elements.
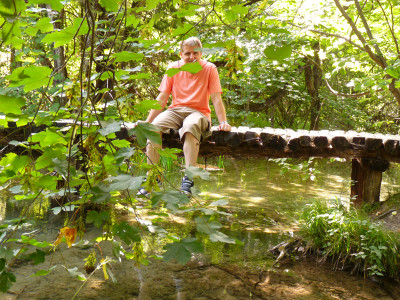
<box><xmin>139</xmin><ymin>36</ymin><xmax>231</xmax><ymax>195</ymax></box>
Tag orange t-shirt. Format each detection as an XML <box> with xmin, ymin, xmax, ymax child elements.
<box><xmin>158</xmin><ymin>59</ymin><xmax>222</xmax><ymax>119</ymax></box>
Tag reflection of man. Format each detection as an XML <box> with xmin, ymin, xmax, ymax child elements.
<box><xmin>140</xmin><ymin>37</ymin><xmax>231</xmax><ymax>195</ymax></box>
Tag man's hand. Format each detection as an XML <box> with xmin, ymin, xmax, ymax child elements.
<box><xmin>218</xmin><ymin>121</ymin><xmax>231</xmax><ymax>131</ymax></box>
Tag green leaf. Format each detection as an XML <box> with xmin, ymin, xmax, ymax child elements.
<box><xmin>107</xmin><ymin>175</ymin><xmax>144</xmax><ymax>191</ymax></box>
<box><xmin>86</xmin><ymin>211</ymin><xmax>110</xmax><ymax>228</ymax></box>
<box><xmin>129</xmin><ymin>122</ymin><xmax>161</xmax><ymax>147</ymax></box>
<box><xmin>41</xmin><ymin>17</ymin><xmax>89</xmax><ymax>48</ymax></box>
<box><xmin>151</xmin><ymin>191</ymin><xmax>190</xmax><ymax>210</ymax></box>
<box><xmin>126</xmin><ymin>15</ymin><xmax>141</xmax><ymax>28</ymax></box>
<box><xmin>98</xmin><ymin>121</ymin><xmax>122</xmax><ymax>136</ymax></box>
<box><xmin>0</xmin><ymin>270</ymin><xmax>16</xmax><ymax>292</ymax></box>
<box><xmin>99</xmin><ymin>0</ymin><xmax>120</xmax><ymax>11</ymax></box>
<box><xmin>29</xmin><ymin>0</ymin><xmax>63</xmax><ymax>11</ymax></box>
<box><xmin>112</xmin><ymin>222</ymin><xmax>141</xmax><ymax>246</ymax></box>
<box><xmin>171</xmin><ymin>24</ymin><xmax>193</xmax><ymax>37</ymax></box>
<box><xmin>19</xmin><ymin>235</ymin><xmax>53</xmax><ymax>248</ymax></box>
<box><xmin>0</xmin><ymin>247</ymin><xmax>14</xmax><ymax>260</ymax></box>
<box><xmin>37</xmin><ymin>175</ymin><xmax>58</xmax><ymax>189</ymax></box>
<box><xmin>0</xmin><ymin>0</ymin><xmax>26</xmax><ymax>17</ymax></box>
<box><xmin>163</xmin><ymin>238</ymin><xmax>203</xmax><ymax>264</ymax></box>
<box><xmin>113</xmin><ymin>51</ymin><xmax>145</xmax><ymax>63</ymax></box>
<box><xmin>36</xmin><ymin>17</ymin><xmax>53</xmax><ymax>33</ymax></box>
<box><xmin>231</xmin><ymin>4</ymin><xmax>248</xmax><ymax>15</ymax></box>
<box><xmin>88</xmin><ymin>184</ymin><xmax>111</xmax><ymax>203</ymax></box>
<box><xmin>165</xmin><ymin>68</ymin><xmax>180</xmax><ymax>77</ymax></box>
<box><xmin>30</xmin><ymin>266</ymin><xmax>56</xmax><ymax>277</ymax></box>
<box><xmin>180</xmin><ymin>61</ymin><xmax>203</xmax><ymax>74</ymax></box>
<box><xmin>264</xmin><ymin>45</ymin><xmax>292</xmax><ymax>60</ymax></box>
<box><xmin>195</xmin><ymin>216</ymin><xmax>222</xmax><ymax>234</ymax></box>
<box><xmin>386</xmin><ymin>66</ymin><xmax>400</xmax><ymax>79</ymax></box>
<box><xmin>0</xmin><ymin>95</ymin><xmax>25</xmax><ymax>115</ymax></box>
<box><xmin>133</xmin><ymin>100</ymin><xmax>161</xmax><ymax>114</ymax></box>
<box><xmin>185</xmin><ymin>166</ymin><xmax>210</xmax><ymax>180</ymax></box>
<box><xmin>30</xmin><ymin>130</ymin><xmax>67</xmax><ymax>147</ymax></box>
<box><xmin>209</xmin><ymin>231</ymin><xmax>236</xmax><ymax>244</ymax></box>
<box><xmin>8</xmin><ymin>65</ymin><xmax>53</xmax><ymax>92</ymax></box>
<box><xmin>28</xmin><ymin>249</ymin><xmax>46</xmax><ymax>265</ymax></box>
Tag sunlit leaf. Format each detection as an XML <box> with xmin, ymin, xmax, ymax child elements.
<box><xmin>0</xmin><ymin>95</ymin><xmax>25</xmax><ymax>115</ymax></box>
<box><xmin>29</xmin><ymin>0</ymin><xmax>63</xmax><ymax>11</ymax></box>
<box><xmin>8</xmin><ymin>65</ymin><xmax>52</xmax><ymax>92</ymax></box>
<box><xmin>0</xmin><ymin>0</ymin><xmax>26</xmax><ymax>17</ymax></box>
<box><xmin>126</xmin><ymin>15</ymin><xmax>141</xmax><ymax>28</ymax></box>
<box><xmin>112</xmin><ymin>51</ymin><xmax>145</xmax><ymax>63</ymax></box>
<box><xmin>36</xmin><ymin>17</ymin><xmax>53</xmax><ymax>33</ymax></box>
<box><xmin>19</xmin><ymin>235</ymin><xmax>53</xmax><ymax>248</ymax></box>
<box><xmin>41</xmin><ymin>18</ymin><xmax>89</xmax><ymax>48</ymax></box>
<box><xmin>180</xmin><ymin>61</ymin><xmax>203</xmax><ymax>74</ymax></box>
<box><xmin>100</xmin><ymin>258</ymin><xmax>109</xmax><ymax>280</ymax></box>
<box><xmin>30</xmin><ymin>266</ymin><xmax>56</xmax><ymax>277</ymax></box>
<box><xmin>133</xmin><ymin>100</ymin><xmax>161</xmax><ymax>114</ymax></box>
<box><xmin>171</xmin><ymin>24</ymin><xmax>193</xmax><ymax>37</ymax></box>
<box><xmin>99</xmin><ymin>0</ymin><xmax>120</xmax><ymax>11</ymax></box>
<box><xmin>37</xmin><ymin>175</ymin><xmax>58</xmax><ymax>189</ymax></box>
<box><xmin>264</xmin><ymin>45</ymin><xmax>292</xmax><ymax>60</ymax></box>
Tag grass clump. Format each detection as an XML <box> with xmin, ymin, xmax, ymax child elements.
<box><xmin>300</xmin><ymin>200</ymin><xmax>400</xmax><ymax>281</ymax></box>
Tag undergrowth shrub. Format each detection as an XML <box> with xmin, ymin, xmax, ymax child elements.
<box><xmin>300</xmin><ymin>200</ymin><xmax>400</xmax><ymax>280</ymax></box>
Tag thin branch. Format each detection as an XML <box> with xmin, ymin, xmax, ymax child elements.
<box><xmin>376</xmin><ymin>0</ymin><xmax>399</xmax><ymax>55</ymax></box>
<box><xmin>324</xmin><ymin>78</ymin><xmax>382</xmax><ymax>98</ymax></box>
<box><xmin>333</xmin><ymin>0</ymin><xmax>386</xmax><ymax>68</ymax></box>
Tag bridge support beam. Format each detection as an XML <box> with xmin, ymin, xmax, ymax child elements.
<box><xmin>350</xmin><ymin>158</ymin><xmax>389</xmax><ymax>206</ymax></box>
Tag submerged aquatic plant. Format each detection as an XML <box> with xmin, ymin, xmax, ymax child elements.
<box><xmin>300</xmin><ymin>200</ymin><xmax>400</xmax><ymax>280</ymax></box>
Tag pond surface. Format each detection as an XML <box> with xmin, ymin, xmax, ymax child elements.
<box><xmin>2</xmin><ymin>157</ymin><xmax>400</xmax><ymax>299</ymax></box>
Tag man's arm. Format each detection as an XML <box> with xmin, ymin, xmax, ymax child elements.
<box><xmin>211</xmin><ymin>92</ymin><xmax>231</xmax><ymax>131</ymax></box>
<box><xmin>145</xmin><ymin>92</ymin><xmax>169</xmax><ymax>123</ymax></box>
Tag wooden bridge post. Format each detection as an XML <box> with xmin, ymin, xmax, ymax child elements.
<box><xmin>350</xmin><ymin>158</ymin><xmax>389</xmax><ymax>206</ymax></box>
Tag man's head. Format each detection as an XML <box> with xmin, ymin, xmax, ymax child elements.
<box><xmin>179</xmin><ymin>37</ymin><xmax>202</xmax><ymax>64</ymax></box>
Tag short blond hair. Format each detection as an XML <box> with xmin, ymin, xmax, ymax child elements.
<box><xmin>179</xmin><ymin>37</ymin><xmax>202</xmax><ymax>52</ymax></box>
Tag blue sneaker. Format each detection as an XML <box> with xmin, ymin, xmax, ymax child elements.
<box><xmin>137</xmin><ymin>177</ymin><xmax>161</xmax><ymax>197</ymax></box>
<box><xmin>180</xmin><ymin>176</ymin><xmax>194</xmax><ymax>195</ymax></box>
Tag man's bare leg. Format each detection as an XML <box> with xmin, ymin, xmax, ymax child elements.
<box><xmin>183</xmin><ymin>132</ymin><xmax>200</xmax><ymax>168</ymax></box>
<box><xmin>146</xmin><ymin>141</ymin><xmax>161</xmax><ymax>165</ymax></box>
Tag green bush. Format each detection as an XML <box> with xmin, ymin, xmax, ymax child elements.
<box><xmin>300</xmin><ymin>201</ymin><xmax>400</xmax><ymax>280</ymax></box>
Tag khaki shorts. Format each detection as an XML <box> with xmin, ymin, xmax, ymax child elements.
<box><xmin>152</xmin><ymin>106</ymin><xmax>211</xmax><ymax>142</ymax></box>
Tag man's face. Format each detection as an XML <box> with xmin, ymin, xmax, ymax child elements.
<box><xmin>180</xmin><ymin>45</ymin><xmax>202</xmax><ymax>64</ymax></box>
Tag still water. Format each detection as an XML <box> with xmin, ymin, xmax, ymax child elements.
<box><xmin>2</xmin><ymin>157</ymin><xmax>400</xmax><ymax>299</ymax></box>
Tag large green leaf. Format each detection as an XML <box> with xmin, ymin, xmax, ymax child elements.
<box><xmin>171</xmin><ymin>24</ymin><xmax>193</xmax><ymax>37</ymax></box>
<box><xmin>36</xmin><ymin>17</ymin><xmax>53</xmax><ymax>33</ymax></box>
<box><xmin>88</xmin><ymin>184</ymin><xmax>111</xmax><ymax>203</ymax></box>
<box><xmin>0</xmin><ymin>0</ymin><xmax>26</xmax><ymax>17</ymax></box>
<box><xmin>41</xmin><ymin>17</ymin><xmax>89</xmax><ymax>48</ymax></box>
<box><xmin>30</xmin><ymin>266</ymin><xmax>57</xmax><ymax>277</ymax></box>
<box><xmin>195</xmin><ymin>216</ymin><xmax>222</xmax><ymax>234</ymax></box>
<box><xmin>163</xmin><ymin>238</ymin><xmax>203</xmax><ymax>264</ymax></box>
<box><xmin>86</xmin><ymin>211</ymin><xmax>110</xmax><ymax>228</ymax></box>
<box><xmin>28</xmin><ymin>249</ymin><xmax>46</xmax><ymax>265</ymax></box>
<box><xmin>0</xmin><ymin>270</ymin><xmax>16</xmax><ymax>293</ymax></box>
<box><xmin>0</xmin><ymin>95</ymin><xmax>25</xmax><ymax>115</ymax></box>
<box><xmin>8</xmin><ymin>65</ymin><xmax>52</xmax><ymax>92</ymax></box>
<box><xmin>112</xmin><ymin>51</ymin><xmax>145</xmax><ymax>63</ymax></box>
<box><xmin>209</xmin><ymin>231</ymin><xmax>236</xmax><ymax>244</ymax></box>
<box><xmin>166</xmin><ymin>61</ymin><xmax>203</xmax><ymax>77</ymax></box>
<box><xmin>264</xmin><ymin>45</ymin><xmax>292</xmax><ymax>60</ymax></box>
<box><xmin>37</xmin><ymin>175</ymin><xmax>58</xmax><ymax>189</ymax></box>
<box><xmin>151</xmin><ymin>191</ymin><xmax>190</xmax><ymax>211</ymax></box>
<box><xmin>30</xmin><ymin>130</ymin><xmax>67</xmax><ymax>147</ymax></box>
<box><xmin>99</xmin><ymin>0</ymin><xmax>120</xmax><ymax>11</ymax></box>
<box><xmin>29</xmin><ymin>0</ymin><xmax>63</xmax><ymax>12</ymax></box>
<box><xmin>107</xmin><ymin>174</ymin><xmax>144</xmax><ymax>191</ymax></box>
<box><xmin>98</xmin><ymin>121</ymin><xmax>122</xmax><ymax>136</ymax></box>
<box><xmin>129</xmin><ymin>122</ymin><xmax>161</xmax><ymax>147</ymax></box>
<box><xmin>112</xmin><ymin>222</ymin><xmax>141</xmax><ymax>246</ymax></box>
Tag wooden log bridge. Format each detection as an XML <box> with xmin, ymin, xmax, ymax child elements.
<box><xmin>2</xmin><ymin>121</ymin><xmax>400</xmax><ymax>206</ymax></box>
<box><xmin>158</xmin><ymin>126</ymin><xmax>400</xmax><ymax>206</ymax></box>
